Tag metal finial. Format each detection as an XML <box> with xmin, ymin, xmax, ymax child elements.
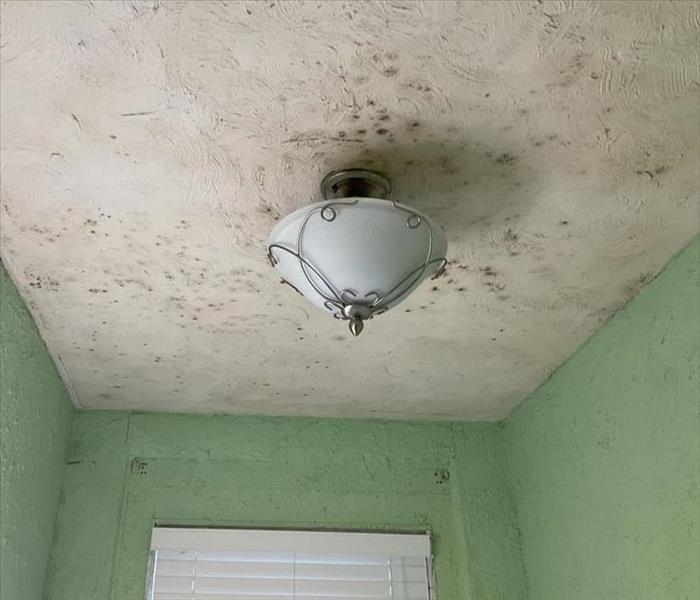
<box><xmin>349</xmin><ymin>318</ymin><xmax>364</xmax><ymax>336</ymax></box>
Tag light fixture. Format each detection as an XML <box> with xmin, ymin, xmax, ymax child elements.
<box><xmin>267</xmin><ymin>169</ymin><xmax>447</xmax><ymax>336</ymax></box>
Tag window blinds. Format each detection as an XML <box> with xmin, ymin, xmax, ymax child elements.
<box><xmin>148</xmin><ymin>527</ymin><xmax>433</xmax><ymax>600</ymax></box>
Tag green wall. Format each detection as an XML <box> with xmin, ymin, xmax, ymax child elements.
<box><xmin>45</xmin><ymin>412</ymin><xmax>526</xmax><ymax>600</ymax></box>
<box><xmin>0</xmin><ymin>264</ymin><xmax>74</xmax><ymax>600</ymax></box>
<box><xmin>3</xmin><ymin>236</ymin><xmax>698</xmax><ymax>600</ymax></box>
<box><xmin>505</xmin><ymin>236</ymin><xmax>700</xmax><ymax>600</ymax></box>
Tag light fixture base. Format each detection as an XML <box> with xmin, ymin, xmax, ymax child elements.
<box><xmin>320</xmin><ymin>168</ymin><xmax>391</xmax><ymax>201</ymax></box>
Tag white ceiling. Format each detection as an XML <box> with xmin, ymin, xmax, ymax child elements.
<box><xmin>1</xmin><ymin>1</ymin><xmax>698</xmax><ymax>420</ymax></box>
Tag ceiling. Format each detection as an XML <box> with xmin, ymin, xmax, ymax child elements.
<box><xmin>1</xmin><ymin>1</ymin><xmax>698</xmax><ymax>420</ymax></box>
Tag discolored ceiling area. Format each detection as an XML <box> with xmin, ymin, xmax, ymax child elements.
<box><xmin>1</xmin><ymin>1</ymin><xmax>698</xmax><ymax>420</ymax></box>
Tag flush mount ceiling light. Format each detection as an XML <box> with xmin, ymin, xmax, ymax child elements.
<box><xmin>268</xmin><ymin>168</ymin><xmax>448</xmax><ymax>336</ymax></box>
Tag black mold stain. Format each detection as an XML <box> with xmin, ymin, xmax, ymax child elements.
<box><xmin>496</xmin><ymin>152</ymin><xmax>516</xmax><ymax>164</ymax></box>
<box><xmin>289</xmin><ymin>129</ymin><xmax>539</xmax><ymax>235</ymax></box>
<box><xmin>636</xmin><ymin>165</ymin><xmax>668</xmax><ymax>181</ymax></box>
<box><xmin>405</xmin><ymin>82</ymin><xmax>432</xmax><ymax>92</ymax></box>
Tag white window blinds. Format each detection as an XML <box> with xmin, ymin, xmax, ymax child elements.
<box><xmin>148</xmin><ymin>527</ymin><xmax>433</xmax><ymax>600</ymax></box>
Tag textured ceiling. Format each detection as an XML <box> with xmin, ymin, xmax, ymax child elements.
<box><xmin>1</xmin><ymin>1</ymin><xmax>698</xmax><ymax>420</ymax></box>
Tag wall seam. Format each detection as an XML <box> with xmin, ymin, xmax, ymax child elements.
<box><xmin>40</xmin><ymin>406</ymin><xmax>76</xmax><ymax>599</ymax></box>
<box><xmin>497</xmin><ymin>422</ymin><xmax>530</xmax><ymax>599</ymax></box>
<box><xmin>108</xmin><ymin>411</ymin><xmax>133</xmax><ymax>600</ymax></box>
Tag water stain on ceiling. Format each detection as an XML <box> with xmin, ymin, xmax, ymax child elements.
<box><xmin>1</xmin><ymin>0</ymin><xmax>698</xmax><ymax>420</ymax></box>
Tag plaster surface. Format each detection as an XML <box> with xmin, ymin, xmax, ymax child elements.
<box><xmin>1</xmin><ymin>1</ymin><xmax>699</xmax><ymax>419</ymax></box>
<box><xmin>506</xmin><ymin>236</ymin><xmax>700</xmax><ymax>599</ymax></box>
<box><xmin>0</xmin><ymin>263</ymin><xmax>74</xmax><ymax>599</ymax></box>
<box><xmin>45</xmin><ymin>412</ymin><xmax>526</xmax><ymax>600</ymax></box>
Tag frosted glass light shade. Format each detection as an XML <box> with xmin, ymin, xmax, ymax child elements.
<box><xmin>268</xmin><ymin>197</ymin><xmax>447</xmax><ymax>335</ymax></box>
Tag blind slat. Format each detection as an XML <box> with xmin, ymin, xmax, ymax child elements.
<box><xmin>157</xmin><ymin>550</ymin><xmax>426</xmax><ymax>568</ymax></box>
<box><xmin>295</xmin><ymin>563</ymin><xmax>425</xmax><ymax>582</ymax></box>
<box><xmin>188</xmin><ymin>596</ymin><xmax>431</xmax><ymax>600</ymax></box>
<box><xmin>157</xmin><ymin>561</ymin><xmax>425</xmax><ymax>583</ymax></box>
<box><xmin>157</xmin><ymin>560</ymin><xmax>294</xmax><ymax>579</ymax></box>
<box><xmin>295</xmin><ymin>578</ymin><xmax>406</xmax><ymax>596</ymax></box>
<box><xmin>194</xmin><ymin>577</ymin><xmax>293</xmax><ymax>595</ymax></box>
<box><xmin>155</xmin><ymin>596</ymin><xmax>431</xmax><ymax>600</ymax></box>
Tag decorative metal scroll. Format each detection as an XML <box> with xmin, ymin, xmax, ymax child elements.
<box><xmin>268</xmin><ymin>199</ymin><xmax>447</xmax><ymax>333</ymax></box>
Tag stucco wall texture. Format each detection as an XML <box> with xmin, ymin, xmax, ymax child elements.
<box><xmin>0</xmin><ymin>264</ymin><xmax>74</xmax><ymax>600</ymax></box>
<box><xmin>2</xmin><ymin>237</ymin><xmax>699</xmax><ymax>599</ymax></box>
<box><xmin>45</xmin><ymin>412</ymin><xmax>526</xmax><ymax>600</ymax></box>
<box><xmin>506</xmin><ymin>235</ymin><xmax>700</xmax><ymax>600</ymax></box>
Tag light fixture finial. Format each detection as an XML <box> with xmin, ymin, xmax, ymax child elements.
<box><xmin>348</xmin><ymin>318</ymin><xmax>364</xmax><ymax>337</ymax></box>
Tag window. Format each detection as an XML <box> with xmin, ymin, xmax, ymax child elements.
<box><xmin>147</xmin><ymin>527</ymin><xmax>434</xmax><ymax>600</ymax></box>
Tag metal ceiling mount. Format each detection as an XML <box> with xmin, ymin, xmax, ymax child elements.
<box><xmin>320</xmin><ymin>168</ymin><xmax>392</xmax><ymax>201</ymax></box>
<box><xmin>267</xmin><ymin>168</ymin><xmax>447</xmax><ymax>337</ymax></box>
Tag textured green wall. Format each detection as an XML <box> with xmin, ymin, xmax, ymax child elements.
<box><xmin>0</xmin><ymin>264</ymin><xmax>74</xmax><ymax>600</ymax></box>
<box><xmin>5</xmin><ymin>232</ymin><xmax>697</xmax><ymax>600</ymax></box>
<box><xmin>505</xmin><ymin>236</ymin><xmax>700</xmax><ymax>600</ymax></box>
<box><xmin>45</xmin><ymin>411</ymin><xmax>526</xmax><ymax>600</ymax></box>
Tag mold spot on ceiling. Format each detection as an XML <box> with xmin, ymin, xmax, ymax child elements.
<box><xmin>0</xmin><ymin>0</ymin><xmax>698</xmax><ymax>420</ymax></box>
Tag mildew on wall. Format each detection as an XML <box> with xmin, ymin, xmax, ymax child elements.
<box><xmin>1</xmin><ymin>1</ymin><xmax>698</xmax><ymax>419</ymax></box>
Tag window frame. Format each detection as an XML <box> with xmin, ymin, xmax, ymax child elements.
<box><xmin>146</xmin><ymin>526</ymin><xmax>436</xmax><ymax>600</ymax></box>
